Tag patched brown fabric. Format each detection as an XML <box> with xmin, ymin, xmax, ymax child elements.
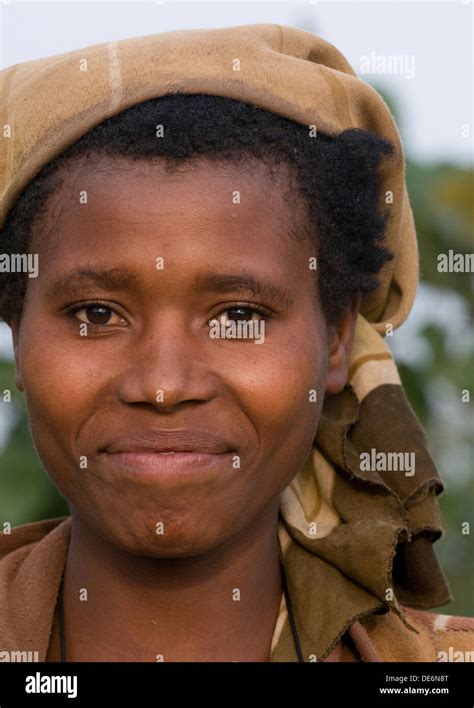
<box><xmin>313</xmin><ymin>382</ymin><xmax>451</xmax><ymax>612</ymax></box>
<box><xmin>392</xmin><ymin>534</ymin><xmax>452</xmax><ymax>608</ymax></box>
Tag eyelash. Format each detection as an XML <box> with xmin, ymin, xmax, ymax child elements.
<box><xmin>64</xmin><ymin>300</ymin><xmax>273</xmax><ymax>330</ymax></box>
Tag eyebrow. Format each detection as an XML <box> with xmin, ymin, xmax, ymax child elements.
<box><xmin>45</xmin><ymin>267</ymin><xmax>142</xmax><ymax>300</ymax></box>
<box><xmin>45</xmin><ymin>266</ymin><xmax>294</xmax><ymax>309</ymax></box>
<box><xmin>193</xmin><ymin>272</ymin><xmax>294</xmax><ymax>309</ymax></box>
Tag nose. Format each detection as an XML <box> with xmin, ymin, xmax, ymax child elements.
<box><xmin>115</xmin><ymin>313</ymin><xmax>217</xmax><ymax>413</ymax></box>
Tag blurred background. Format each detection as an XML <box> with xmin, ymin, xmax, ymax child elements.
<box><xmin>0</xmin><ymin>1</ymin><xmax>472</xmax><ymax>615</ymax></box>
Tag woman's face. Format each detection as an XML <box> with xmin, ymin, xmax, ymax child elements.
<box><xmin>11</xmin><ymin>156</ymin><xmax>355</xmax><ymax>557</ymax></box>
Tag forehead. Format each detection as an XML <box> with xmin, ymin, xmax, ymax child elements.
<box><xmin>28</xmin><ymin>156</ymin><xmax>317</xmax><ymax>302</ymax></box>
<box><xmin>34</xmin><ymin>154</ymin><xmax>309</xmax><ymax>241</ymax></box>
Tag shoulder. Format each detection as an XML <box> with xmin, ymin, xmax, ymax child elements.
<box><xmin>360</xmin><ymin>605</ymin><xmax>474</xmax><ymax>662</ymax></box>
<box><xmin>0</xmin><ymin>516</ymin><xmax>70</xmax><ymax>562</ymax></box>
<box><xmin>0</xmin><ymin>516</ymin><xmax>70</xmax><ymax>651</ymax></box>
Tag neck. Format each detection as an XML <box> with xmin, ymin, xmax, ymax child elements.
<box><xmin>61</xmin><ymin>501</ymin><xmax>283</xmax><ymax>661</ymax></box>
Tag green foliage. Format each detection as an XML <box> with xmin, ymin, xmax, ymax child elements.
<box><xmin>0</xmin><ymin>362</ymin><xmax>69</xmax><ymax>525</ymax></box>
<box><xmin>406</xmin><ymin>161</ymin><xmax>474</xmax><ymax>307</ymax></box>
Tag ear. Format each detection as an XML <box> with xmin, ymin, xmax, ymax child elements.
<box><xmin>324</xmin><ymin>294</ymin><xmax>360</xmax><ymax>395</ymax></box>
<box><xmin>9</xmin><ymin>317</ymin><xmax>25</xmax><ymax>392</ymax></box>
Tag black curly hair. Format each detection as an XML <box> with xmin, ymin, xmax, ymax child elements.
<box><xmin>0</xmin><ymin>93</ymin><xmax>395</xmax><ymax>325</ymax></box>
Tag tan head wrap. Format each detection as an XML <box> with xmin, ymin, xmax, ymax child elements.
<box><xmin>0</xmin><ymin>24</ymin><xmax>450</xmax><ymax>660</ymax></box>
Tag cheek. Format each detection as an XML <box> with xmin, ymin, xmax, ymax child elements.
<box><xmin>223</xmin><ymin>322</ymin><xmax>327</xmax><ymax>457</ymax></box>
<box><xmin>17</xmin><ymin>320</ymin><xmax>100</xmax><ymax>469</ymax></box>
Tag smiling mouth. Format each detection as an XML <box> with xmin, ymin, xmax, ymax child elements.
<box><xmin>99</xmin><ymin>427</ymin><xmax>236</xmax><ymax>479</ymax></box>
<box><xmin>102</xmin><ymin>449</ymin><xmax>234</xmax><ymax>479</ymax></box>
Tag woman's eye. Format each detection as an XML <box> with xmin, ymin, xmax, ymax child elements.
<box><xmin>215</xmin><ymin>307</ymin><xmax>267</xmax><ymax>323</ymax></box>
<box><xmin>70</xmin><ymin>305</ymin><xmax>125</xmax><ymax>327</ymax></box>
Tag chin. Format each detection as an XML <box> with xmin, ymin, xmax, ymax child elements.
<box><xmin>88</xmin><ymin>508</ymin><xmax>222</xmax><ymax>558</ymax></box>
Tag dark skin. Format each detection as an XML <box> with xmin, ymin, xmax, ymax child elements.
<box><xmin>10</xmin><ymin>156</ymin><xmax>359</xmax><ymax>661</ymax></box>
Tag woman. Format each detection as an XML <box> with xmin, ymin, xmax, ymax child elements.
<box><xmin>0</xmin><ymin>24</ymin><xmax>472</xmax><ymax>662</ymax></box>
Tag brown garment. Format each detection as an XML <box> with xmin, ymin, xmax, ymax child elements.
<box><xmin>1</xmin><ymin>516</ymin><xmax>473</xmax><ymax>662</ymax></box>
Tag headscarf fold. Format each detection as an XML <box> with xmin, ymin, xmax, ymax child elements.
<box><xmin>0</xmin><ymin>24</ymin><xmax>451</xmax><ymax>656</ymax></box>
<box><xmin>281</xmin><ymin>318</ymin><xmax>450</xmax><ymax>616</ymax></box>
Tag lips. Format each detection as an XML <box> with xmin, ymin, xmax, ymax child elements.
<box><xmin>101</xmin><ymin>427</ymin><xmax>233</xmax><ymax>455</ymax></box>
<box><xmin>99</xmin><ymin>428</ymin><xmax>235</xmax><ymax>480</ymax></box>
